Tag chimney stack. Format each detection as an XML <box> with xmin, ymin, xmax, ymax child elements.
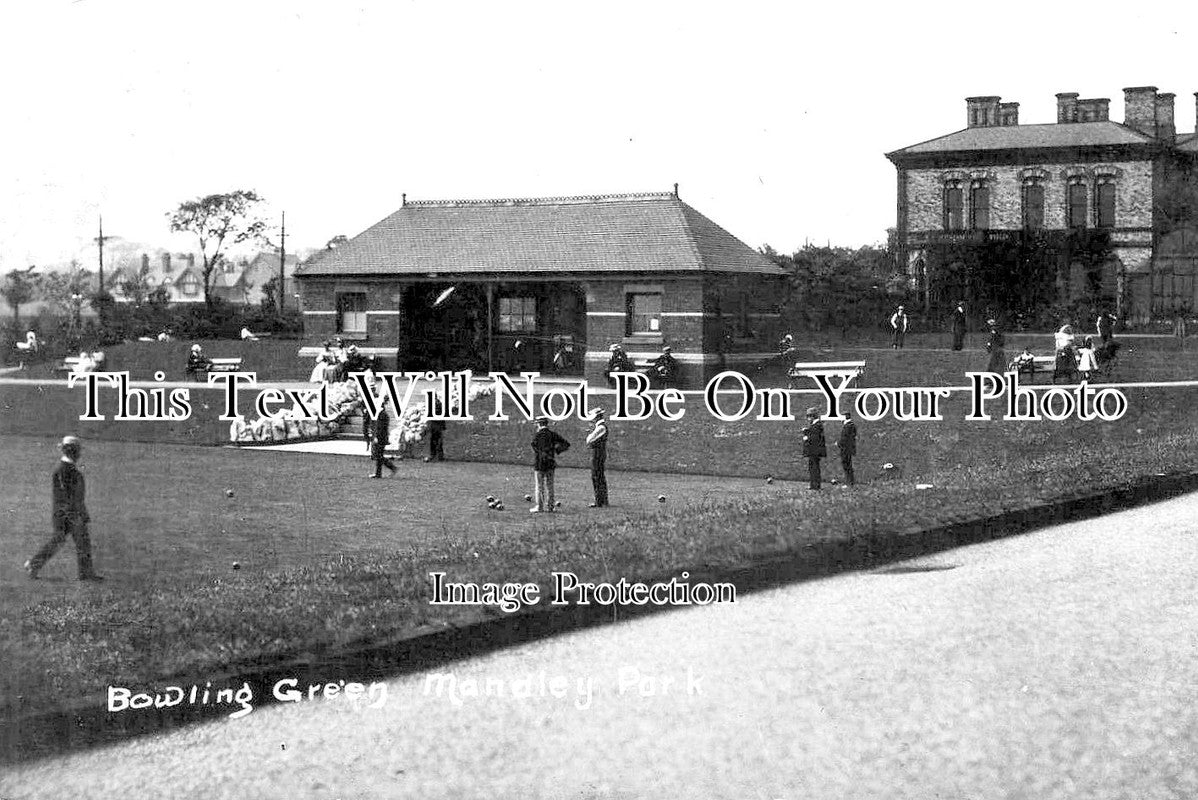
<box><xmin>1056</xmin><ymin>93</ymin><xmax>1079</xmax><ymax>123</ymax></box>
<box><xmin>162</xmin><ymin>252</ymin><xmax>172</xmax><ymax>273</ymax></box>
<box><xmin>998</xmin><ymin>102</ymin><xmax>1019</xmax><ymax>126</ymax></box>
<box><xmin>1155</xmin><ymin>92</ymin><xmax>1176</xmax><ymax>141</ymax></box>
<box><xmin>1124</xmin><ymin>86</ymin><xmax>1159</xmax><ymax>136</ymax></box>
<box><xmin>1076</xmin><ymin>98</ymin><xmax>1110</xmax><ymax>122</ymax></box>
<box><xmin>966</xmin><ymin>96</ymin><xmax>1002</xmax><ymax>128</ymax></box>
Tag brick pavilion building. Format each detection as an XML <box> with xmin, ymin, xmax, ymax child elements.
<box><xmin>293</xmin><ymin>189</ymin><xmax>787</xmax><ymax>386</ymax></box>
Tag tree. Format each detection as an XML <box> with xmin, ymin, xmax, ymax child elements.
<box><xmin>260</xmin><ymin>275</ymin><xmax>280</xmax><ymax>314</ymax></box>
<box><xmin>117</xmin><ymin>263</ymin><xmax>153</xmax><ymax>306</ymax></box>
<box><xmin>167</xmin><ymin>190</ymin><xmax>268</xmax><ymax>307</ymax></box>
<box><xmin>1</xmin><ymin>266</ymin><xmax>38</xmax><ymax>327</ymax></box>
<box><xmin>40</xmin><ymin>262</ymin><xmax>92</xmax><ymax>336</ymax></box>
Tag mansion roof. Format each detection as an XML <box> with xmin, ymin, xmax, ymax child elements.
<box><xmin>888</xmin><ymin>121</ymin><xmax>1157</xmax><ymax>160</ymax></box>
<box><xmin>295</xmin><ymin>192</ymin><xmax>784</xmax><ymax>278</ymax></box>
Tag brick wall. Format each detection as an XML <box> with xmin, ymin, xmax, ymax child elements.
<box><xmin>905</xmin><ymin>160</ymin><xmax>1155</xmax><ymax>231</ymax></box>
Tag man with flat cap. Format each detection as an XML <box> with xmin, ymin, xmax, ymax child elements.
<box><xmin>530</xmin><ymin>416</ymin><xmax>570</xmax><ymax>513</ymax></box>
<box><xmin>801</xmin><ymin>407</ymin><xmax>826</xmax><ymax>491</ymax></box>
<box><xmin>649</xmin><ymin>346</ymin><xmax>679</xmax><ymax>388</ymax></box>
<box><xmin>585</xmin><ymin>408</ymin><xmax>609</xmax><ymax>507</ymax></box>
<box><xmin>25</xmin><ymin>436</ymin><xmax>103</xmax><ymax>581</ymax></box>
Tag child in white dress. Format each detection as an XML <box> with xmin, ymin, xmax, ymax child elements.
<box><xmin>1076</xmin><ymin>336</ymin><xmax>1098</xmax><ymax>380</ymax></box>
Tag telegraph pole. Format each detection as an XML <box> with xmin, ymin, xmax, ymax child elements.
<box><xmin>94</xmin><ymin>215</ymin><xmax>118</xmax><ymax>326</ymax></box>
<box><xmin>94</xmin><ymin>215</ymin><xmax>116</xmax><ymax>292</ymax></box>
<box><xmin>279</xmin><ymin>211</ymin><xmax>286</xmax><ymax>314</ymax></box>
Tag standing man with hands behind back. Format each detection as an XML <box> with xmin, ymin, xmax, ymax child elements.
<box><xmin>801</xmin><ymin>407</ymin><xmax>826</xmax><ymax>491</ymax></box>
<box><xmin>530</xmin><ymin>416</ymin><xmax>570</xmax><ymax>513</ymax></box>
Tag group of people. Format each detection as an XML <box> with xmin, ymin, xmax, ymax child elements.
<box><xmin>310</xmin><ymin>338</ymin><xmax>370</xmax><ymax>383</ymax></box>
<box><xmin>603</xmin><ymin>343</ymin><xmax>678</xmax><ymax>388</ymax></box>
<box><xmin>527</xmin><ymin>409</ymin><xmax>608</xmax><ymax>512</ymax></box>
<box><xmin>800</xmin><ymin>408</ymin><xmax>857</xmax><ymax>491</ymax></box>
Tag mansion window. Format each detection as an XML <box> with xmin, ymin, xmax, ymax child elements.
<box><xmin>497</xmin><ymin>296</ymin><xmax>537</xmax><ymax>333</ymax></box>
<box><xmin>1067</xmin><ymin>181</ymin><xmax>1088</xmax><ymax>229</ymax></box>
<box><xmin>943</xmin><ymin>181</ymin><xmax>964</xmax><ymax>231</ymax></box>
<box><xmin>335</xmin><ymin>292</ymin><xmax>367</xmax><ymax>334</ymax></box>
<box><xmin>626</xmin><ymin>292</ymin><xmax>662</xmax><ymax>336</ymax></box>
<box><xmin>1096</xmin><ymin>180</ymin><xmax>1116</xmax><ymax>228</ymax></box>
<box><xmin>969</xmin><ymin>181</ymin><xmax>990</xmax><ymax>230</ymax></box>
<box><xmin>1022</xmin><ymin>181</ymin><xmax>1045</xmax><ymax>231</ymax></box>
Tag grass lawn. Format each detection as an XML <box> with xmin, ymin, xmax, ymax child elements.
<box><xmin>2</xmin><ymin>340</ymin><xmax>1198</xmax><ymax>725</ymax></box>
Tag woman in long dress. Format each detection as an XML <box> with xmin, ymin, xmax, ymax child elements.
<box><xmin>1053</xmin><ymin>324</ymin><xmax>1076</xmax><ymax>383</ymax></box>
<box><xmin>984</xmin><ymin>319</ymin><xmax>1005</xmax><ymax>373</ymax></box>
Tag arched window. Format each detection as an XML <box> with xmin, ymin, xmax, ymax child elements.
<box><xmin>1096</xmin><ymin>180</ymin><xmax>1116</xmax><ymax>228</ymax></box>
<box><xmin>1022</xmin><ymin>179</ymin><xmax>1045</xmax><ymax>231</ymax></box>
<box><xmin>943</xmin><ymin>180</ymin><xmax>964</xmax><ymax>231</ymax></box>
<box><xmin>970</xmin><ymin>179</ymin><xmax>990</xmax><ymax>230</ymax></box>
<box><xmin>1067</xmin><ymin>179</ymin><xmax>1088</xmax><ymax>229</ymax></box>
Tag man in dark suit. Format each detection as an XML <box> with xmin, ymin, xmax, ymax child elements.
<box><xmin>605</xmin><ymin>344</ymin><xmax>634</xmax><ymax>387</ymax></box>
<box><xmin>585</xmin><ymin>409</ymin><xmax>609</xmax><ymax>507</ymax></box>
<box><xmin>370</xmin><ymin>399</ymin><xmax>397</xmax><ymax>478</ymax></box>
<box><xmin>425</xmin><ymin>396</ymin><xmax>446</xmax><ymax>463</ymax></box>
<box><xmin>837</xmin><ymin>410</ymin><xmax>857</xmax><ymax>486</ymax></box>
<box><xmin>530</xmin><ymin>416</ymin><xmax>570</xmax><ymax>513</ymax></box>
<box><xmin>649</xmin><ymin>346</ymin><xmax>679</xmax><ymax>389</ymax></box>
<box><xmin>25</xmin><ymin>436</ymin><xmax>103</xmax><ymax>581</ymax></box>
<box><xmin>801</xmin><ymin>408</ymin><xmax>826</xmax><ymax>491</ymax></box>
<box><xmin>951</xmin><ymin>302</ymin><xmax>967</xmax><ymax>351</ymax></box>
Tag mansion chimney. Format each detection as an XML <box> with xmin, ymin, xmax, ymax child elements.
<box><xmin>1056</xmin><ymin>92</ymin><xmax>1079</xmax><ymax>123</ymax></box>
<box><xmin>966</xmin><ymin>96</ymin><xmax>1001</xmax><ymax>128</ymax></box>
<box><xmin>1123</xmin><ymin>86</ymin><xmax>1159</xmax><ymax>136</ymax></box>
<box><xmin>1076</xmin><ymin>98</ymin><xmax>1110</xmax><ymax>122</ymax></box>
<box><xmin>1155</xmin><ymin>92</ymin><xmax>1176</xmax><ymax>141</ymax></box>
<box><xmin>162</xmin><ymin>252</ymin><xmax>172</xmax><ymax>273</ymax></box>
<box><xmin>998</xmin><ymin>102</ymin><xmax>1019</xmax><ymax>126</ymax></box>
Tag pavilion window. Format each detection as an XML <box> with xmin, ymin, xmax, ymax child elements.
<box><xmin>626</xmin><ymin>292</ymin><xmax>662</xmax><ymax>336</ymax></box>
<box><xmin>336</xmin><ymin>292</ymin><xmax>367</xmax><ymax>334</ymax></box>
<box><xmin>497</xmin><ymin>296</ymin><xmax>537</xmax><ymax>333</ymax></box>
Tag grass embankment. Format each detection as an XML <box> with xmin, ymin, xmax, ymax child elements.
<box><xmin>3</xmin><ymin>373</ymin><xmax>1197</xmax><ymax>720</ymax></box>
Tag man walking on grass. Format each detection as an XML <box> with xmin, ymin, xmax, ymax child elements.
<box><xmin>370</xmin><ymin>397</ymin><xmax>397</xmax><ymax>478</ymax></box>
<box><xmin>530</xmin><ymin>416</ymin><xmax>570</xmax><ymax>513</ymax></box>
<box><xmin>25</xmin><ymin>436</ymin><xmax>103</xmax><ymax>581</ymax></box>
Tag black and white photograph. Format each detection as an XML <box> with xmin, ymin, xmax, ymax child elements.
<box><xmin>2</xmin><ymin>1</ymin><xmax>1197</xmax><ymax>797</ymax></box>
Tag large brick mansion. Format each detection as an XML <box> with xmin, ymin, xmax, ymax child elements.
<box><xmin>888</xmin><ymin>87</ymin><xmax>1198</xmax><ymax>323</ymax></box>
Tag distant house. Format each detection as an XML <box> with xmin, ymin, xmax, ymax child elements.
<box><xmin>211</xmin><ymin>252</ymin><xmax>300</xmax><ymax>307</ymax></box>
<box><xmin>107</xmin><ymin>252</ymin><xmax>205</xmax><ymax>304</ymax></box>
<box><xmin>293</xmin><ymin>189</ymin><xmax>787</xmax><ymax>385</ymax></box>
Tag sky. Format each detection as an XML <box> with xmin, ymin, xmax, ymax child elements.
<box><xmin>1</xmin><ymin>0</ymin><xmax>1196</xmax><ymax>273</ymax></box>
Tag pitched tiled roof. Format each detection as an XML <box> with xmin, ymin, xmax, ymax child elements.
<box><xmin>295</xmin><ymin>193</ymin><xmax>783</xmax><ymax>277</ymax></box>
<box><xmin>1177</xmin><ymin>132</ymin><xmax>1198</xmax><ymax>152</ymax></box>
<box><xmin>889</xmin><ymin>121</ymin><xmax>1156</xmax><ymax>157</ymax></box>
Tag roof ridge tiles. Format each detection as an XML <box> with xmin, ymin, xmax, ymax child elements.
<box><xmin>403</xmin><ymin>191</ymin><xmax>677</xmax><ymax>208</ymax></box>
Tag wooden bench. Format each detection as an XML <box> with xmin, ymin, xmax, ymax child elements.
<box><xmin>787</xmin><ymin>360</ymin><xmax>865</xmax><ymax>390</ymax></box>
<box><xmin>1009</xmin><ymin>355</ymin><xmax>1056</xmax><ymax>382</ymax></box>
<box><xmin>207</xmin><ymin>357</ymin><xmax>244</xmax><ymax>373</ymax></box>
<box><xmin>57</xmin><ymin>354</ymin><xmax>105</xmax><ymax>374</ymax></box>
